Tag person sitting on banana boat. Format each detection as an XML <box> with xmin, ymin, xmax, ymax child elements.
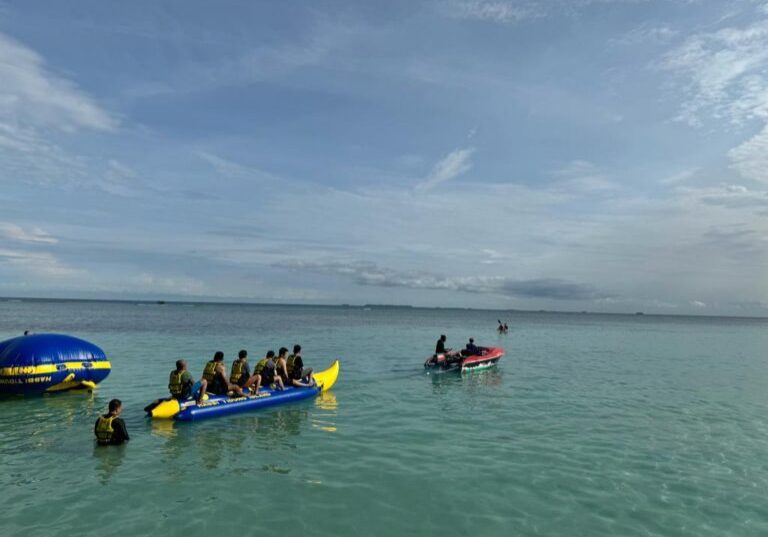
<box><xmin>94</xmin><ymin>399</ymin><xmax>129</xmax><ymax>446</ymax></box>
<box><xmin>230</xmin><ymin>349</ymin><xmax>261</xmax><ymax>394</ymax></box>
<box><xmin>287</xmin><ymin>344</ymin><xmax>315</xmax><ymax>387</ymax></box>
<box><xmin>202</xmin><ymin>351</ymin><xmax>245</xmax><ymax>397</ymax></box>
<box><xmin>169</xmin><ymin>359</ymin><xmax>207</xmax><ymax>403</ymax></box>
<box><xmin>254</xmin><ymin>350</ymin><xmax>284</xmax><ymax>390</ymax></box>
<box><xmin>275</xmin><ymin>347</ymin><xmax>291</xmax><ymax>385</ymax></box>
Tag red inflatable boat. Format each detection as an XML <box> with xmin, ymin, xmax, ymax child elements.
<box><xmin>424</xmin><ymin>346</ymin><xmax>504</xmax><ymax>373</ymax></box>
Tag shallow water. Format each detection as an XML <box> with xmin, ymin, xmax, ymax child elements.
<box><xmin>1</xmin><ymin>300</ymin><xmax>768</xmax><ymax>536</ymax></box>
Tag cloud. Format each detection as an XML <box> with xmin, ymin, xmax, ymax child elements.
<box><xmin>275</xmin><ymin>259</ymin><xmax>610</xmax><ymax>300</ymax></box>
<box><xmin>610</xmin><ymin>24</ymin><xmax>678</xmax><ymax>46</ymax></box>
<box><xmin>728</xmin><ymin>123</ymin><xmax>768</xmax><ymax>183</ymax></box>
<box><xmin>553</xmin><ymin>160</ymin><xmax>618</xmax><ymax>192</ymax></box>
<box><xmin>0</xmin><ymin>32</ymin><xmax>127</xmax><ymax>196</ymax></box>
<box><xmin>415</xmin><ymin>147</ymin><xmax>475</xmax><ymax>192</ymax></box>
<box><xmin>690</xmin><ymin>300</ymin><xmax>706</xmax><ymax>308</ymax></box>
<box><xmin>445</xmin><ymin>1</ymin><xmax>541</xmax><ymax>24</ymax></box>
<box><xmin>0</xmin><ymin>223</ymin><xmax>57</xmax><ymax>244</ymax></box>
<box><xmin>0</xmin><ymin>248</ymin><xmax>83</xmax><ymax>277</ymax></box>
<box><xmin>659</xmin><ymin>168</ymin><xmax>699</xmax><ymax>185</ymax></box>
<box><xmin>197</xmin><ymin>151</ymin><xmax>278</xmax><ymax>183</ymax></box>
<box><xmin>695</xmin><ymin>183</ymin><xmax>768</xmax><ymax>208</ymax></box>
<box><xmin>0</xmin><ymin>32</ymin><xmax>117</xmax><ymax>132</ymax></box>
<box><xmin>123</xmin><ymin>19</ymin><xmax>357</xmax><ymax>98</ymax></box>
<box><xmin>128</xmin><ymin>273</ymin><xmax>206</xmax><ymax>295</ymax></box>
<box><xmin>661</xmin><ymin>17</ymin><xmax>768</xmax><ymax>126</ymax></box>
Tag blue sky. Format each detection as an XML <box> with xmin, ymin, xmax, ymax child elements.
<box><xmin>1</xmin><ymin>0</ymin><xmax>767</xmax><ymax>315</ymax></box>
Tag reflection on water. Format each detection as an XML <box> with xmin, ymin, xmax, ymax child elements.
<box><xmin>40</xmin><ymin>391</ymin><xmax>98</xmax><ymax>427</ymax></box>
<box><xmin>92</xmin><ymin>444</ymin><xmax>126</xmax><ymax>484</ymax></box>
<box><xmin>429</xmin><ymin>368</ymin><xmax>504</xmax><ymax>394</ymax></box>
<box><xmin>313</xmin><ymin>391</ymin><xmax>338</xmax><ymax>433</ymax></box>
<box><xmin>149</xmin><ymin>406</ymin><xmax>317</xmax><ymax>471</ymax></box>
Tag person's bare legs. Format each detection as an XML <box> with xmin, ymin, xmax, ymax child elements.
<box><xmin>245</xmin><ymin>374</ymin><xmax>261</xmax><ymax>395</ymax></box>
<box><xmin>196</xmin><ymin>379</ymin><xmax>208</xmax><ymax>403</ymax></box>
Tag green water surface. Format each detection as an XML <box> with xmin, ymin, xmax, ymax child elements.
<box><xmin>1</xmin><ymin>300</ymin><xmax>767</xmax><ymax>536</ymax></box>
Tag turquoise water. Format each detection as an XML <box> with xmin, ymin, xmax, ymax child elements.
<box><xmin>1</xmin><ymin>300</ymin><xmax>768</xmax><ymax>537</ymax></box>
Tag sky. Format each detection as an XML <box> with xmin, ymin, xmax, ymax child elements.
<box><xmin>0</xmin><ymin>0</ymin><xmax>767</xmax><ymax>315</ymax></box>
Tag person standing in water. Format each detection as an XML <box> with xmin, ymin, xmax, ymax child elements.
<box><xmin>94</xmin><ymin>399</ymin><xmax>129</xmax><ymax>446</ymax></box>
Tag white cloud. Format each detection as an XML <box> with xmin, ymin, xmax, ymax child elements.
<box><xmin>446</xmin><ymin>1</ymin><xmax>541</xmax><ymax>24</ymax></box>
<box><xmin>610</xmin><ymin>24</ymin><xmax>678</xmax><ymax>46</ymax></box>
<box><xmin>415</xmin><ymin>147</ymin><xmax>475</xmax><ymax>192</ymax></box>
<box><xmin>659</xmin><ymin>168</ymin><xmax>698</xmax><ymax>185</ymax></box>
<box><xmin>690</xmin><ymin>300</ymin><xmax>707</xmax><ymax>308</ymax></box>
<box><xmin>553</xmin><ymin>160</ymin><xmax>618</xmax><ymax>192</ymax></box>
<box><xmin>728</xmin><ymin>123</ymin><xmax>768</xmax><ymax>183</ymax></box>
<box><xmin>0</xmin><ymin>223</ymin><xmax>57</xmax><ymax>244</ymax></box>
<box><xmin>0</xmin><ymin>32</ymin><xmax>127</xmax><ymax>195</ymax></box>
<box><xmin>129</xmin><ymin>273</ymin><xmax>206</xmax><ymax>295</ymax></box>
<box><xmin>661</xmin><ymin>18</ymin><xmax>768</xmax><ymax>125</ymax></box>
<box><xmin>0</xmin><ymin>32</ymin><xmax>117</xmax><ymax>132</ymax></box>
<box><xmin>0</xmin><ymin>248</ymin><xmax>83</xmax><ymax>277</ymax></box>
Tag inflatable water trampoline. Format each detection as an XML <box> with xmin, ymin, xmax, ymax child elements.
<box><xmin>0</xmin><ymin>333</ymin><xmax>111</xmax><ymax>395</ymax></box>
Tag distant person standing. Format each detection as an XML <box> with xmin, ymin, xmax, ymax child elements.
<box><xmin>94</xmin><ymin>399</ymin><xmax>129</xmax><ymax>446</ymax></box>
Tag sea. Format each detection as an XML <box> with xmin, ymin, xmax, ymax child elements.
<box><xmin>1</xmin><ymin>299</ymin><xmax>767</xmax><ymax>537</ymax></box>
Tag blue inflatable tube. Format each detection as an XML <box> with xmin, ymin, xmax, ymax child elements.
<box><xmin>0</xmin><ymin>333</ymin><xmax>111</xmax><ymax>395</ymax></box>
<box><xmin>147</xmin><ymin>360</ymin><xmax>340</xmax><ymax>421</ymax></box>
<box><xmin>177</xmin><ymin>385</ymin><xmax>321</xmax><ymax>421</ymax></box>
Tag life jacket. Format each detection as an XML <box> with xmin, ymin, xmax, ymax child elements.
<box><xmin>286</xmin><ymin>354</ymin><xmax>300</xmax><ymax>378</ymax></box>
<box><xmin>169</xmin><ymin>370</ymin><xmax>184</xmax><ymax>397</ymax></box>
<box><xmin>230</xmin><ymin>360</ymin><xmax>246</xmax><ymax>384</ymax></box>
<box><xmin>95</xmin><ymin>415</ymin><xmax>115</xmax><ymax>445</ymax></box>
<box><xmin>255</xmin><ymin>358</ymin><xmax>274</xmax><ymax>382</ymax></box>
<box><xmin>202</xmin><ymin>360</ymin><xmax>218</xmax><ymax>382</ymax></box>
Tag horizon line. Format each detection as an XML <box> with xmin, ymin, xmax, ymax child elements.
<box><xmin>1</xmin><ymin>295</ymin><xmax>766</xmax><ymax>321</ymax></box>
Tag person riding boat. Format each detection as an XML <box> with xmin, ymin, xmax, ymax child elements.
<box><xmin>254</xmin><ymin>350</ymin><xmax>284</xmax><ymax>390</ymax></box>
<box><xmin>286</xmin><ymin>344</ymin><xmax>314</xmax><ymax>387</ymax></box>
<box><xmin>94</xmin><ymin>399</ymin><xmax>129</xmax><ymax>446</ymax></box>
<box><xmin>202</xmin><ymin>351</ymin><xmax>245</xmax><ymax>397</ymax></box>
<box><xmin>435</xmin><ymin>334</ymin><xmax>448</xmax><ymax>355</ymax></box>
<box><xmin>275</xmin><ymin>347</ymin><xmax>290</xmax><ymax>385</ymax></box>
<box><xmin>431</xmin><ymin>335</ymin><xmax>462</xmax><ymax>365</ymax></box>
<box><xmin>169</xmin><ymin>359</ymin><xmax>206</xmax><ymax>402</ymax></box>
<box><xmin>463</xmin><ymin>338</ymin><xmax>486</xmax><ymax>356</ymax></box>
<box><xmin>230</xmin><ymin>349</ymin><xmax>261</xmax><ymax>394</ymax></box>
